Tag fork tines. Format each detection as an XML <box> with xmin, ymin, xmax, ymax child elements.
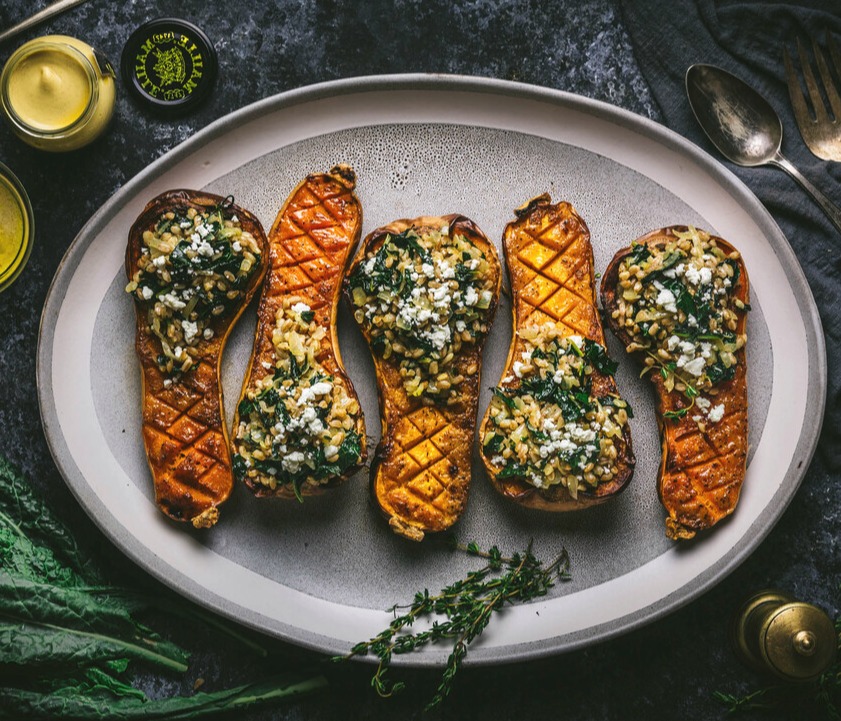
<box><xmin>784</xmin><ymin>31</ymin><xmax>841</xmax><ymax>161</ymax></box>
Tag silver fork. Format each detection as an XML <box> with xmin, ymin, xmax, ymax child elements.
<box><xmin>784</xmin><ymin>32</ymin><xmax>841</xmax><ymax>162</ymax></box>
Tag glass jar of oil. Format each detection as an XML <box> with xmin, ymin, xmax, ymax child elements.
<box><xmin>0</xmin><ymin>163</ymin><xmax>33</xmax><ymax>292</ymax></box>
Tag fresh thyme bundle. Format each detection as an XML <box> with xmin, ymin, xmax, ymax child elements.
<box><xmin>0</xmin><ymin>456</ymin><xmax>325</xmax><ymax>720</ymax></box>
<box><xmin>335</xmin><ymin>541</ymin><xmax>571</xmax><ymax>710</ymax></box>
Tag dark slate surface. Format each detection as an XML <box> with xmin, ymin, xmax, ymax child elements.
<box><xmin>0</xmin><ymin>1</ymin><xmax>834</xmax><ymax>719</ymax></box>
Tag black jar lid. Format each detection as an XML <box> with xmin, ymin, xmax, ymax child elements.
<box><xmin>121</xmin><ymin>18</ymin><xmax>218</xmax><ymax>114</ymax></box>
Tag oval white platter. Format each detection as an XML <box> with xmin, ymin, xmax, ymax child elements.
<box><xmin>38</xmin><ymin>75</ymin><xmax>825</xmax><ymax>665</ymax></box>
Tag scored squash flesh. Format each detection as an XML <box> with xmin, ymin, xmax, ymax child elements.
<box><xmin>479</xmin><ymin>194</ymin><xmax>634</xmax><ymax>510</ymax></box>
<box><xmin>346</xmin><ymin>215</ymin><xmax>501</xmax><ymax>541</ymax></box>
<box><xmin>600</xmin><ymin>225</ymin><xmax>749</xmax><ymax>540</ymax></box>
<box><xmin>126</xmin><ymin>190</ymin><xmax>268</xmax><ymax>528</ymax></box>
<box><xmin>232</xmin><ymin>165</ymin><xmax>366</xmax><ymax>498</ymax></box>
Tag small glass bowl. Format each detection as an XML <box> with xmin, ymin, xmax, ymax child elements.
<box><xmin>0</xmin><ymin>161</ymin><xmax>34</xmax><ymax>292</ymax></box>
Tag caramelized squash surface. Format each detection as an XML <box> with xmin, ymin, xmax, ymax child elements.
<box><xmin>232</xmin><ymin>165</ymin><xmax>366</xmax><ymax>498</ymax></box>
<box><xmin>601</xmin><ymin>225</ymin><xmax>749</xmax><ymax>539</ymax></box>
<box><xmin>480</xmin><ymin>195</ymin><xmax>634</xmax><ymax>510</ymax></box>
<box><xmin>347</xmin><ymin>215</ymin><xmax>501</xmax><ymax>541</ymax></box>
<box><xmin>126</xmin><ymin>190</ymin><xmax>268</xmax><ymax>527</ymax></box>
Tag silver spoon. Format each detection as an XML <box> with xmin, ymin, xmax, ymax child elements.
<box><xmin>0</xmin><ymin>0</ymin><xmax>89</xmax><ymax>45</ymax></box>
<box><xmin>686</xmin><ymin>63</ymin><xmax>841</xmax><ymax>234</ymax></box>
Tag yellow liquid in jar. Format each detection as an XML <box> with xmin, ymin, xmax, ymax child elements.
<box><xmin>1</xmin><ymin>36</ymin><xmax>115</xmax><ymax>151</ymax></box>
<box><xmin>6</xmin><ymin>46</ymin><xmax>92</xmax><ymax>131</ymax></box>
<box><xmin>0</xmin><ymin>175</ymin><xmax>29</xmax><ymax>288</ymax></box>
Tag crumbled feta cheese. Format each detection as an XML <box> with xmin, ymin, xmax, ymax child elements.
<box><xmin>421</xmin><ymin>263</ymin><xmax>435</xmax><ymax>278</ymax></box>
<box><xmin>695</xmin><ymin>396</ymin><xmax>711</xmax><ymax>412</ymax></box>
<box><xmin>232</xmin><ymin>241</ymin><xmax>242</xmax><ymax>252</ymax></box>
<box><xmin>197</xmin><ymin>240</ymin><xmax>214</xmax><ymax>257</ymax></box>
<box><xmin>181</xmin><ymin>319</ymin><xmax>199</xmax><ymax>344</ymax></box>
<box><xmin>153</xmin><ymin>255</ymin><xmax>166</xmax><ymax>268</ymax></box>
<box><xmin>440</xmin><ymin>262</ymin><xmax>456</xmax><ymax>279</ymax></box>
<box><xmin>282</xmin><ymin>451</ymin><xmax>306</xmax><ymax>474</ymax></box>
<box><xmin>684</xmin><ymin>264</ymin><xmax>701</xmax><ymax>285</ymax></box>
<box><xmin>513</xmin><ymin>361</ymin><xmax>525</xmax><ymax>378</ymax></box>
<box><xmin>291</xmin><ymin>301</ymin><xmax>311</xmax><ymax>315</ymax></box>
<box><xmin>161</xmin><ymin>293</ymin><xmax>186</xmax><ymax>311</ymax></box>
<box><xmin>667</xmin><ymin>335</ymin><xmax>680</xmax><ymax>351</ymax></box>
<box><xmin>463</xmin><ymin>286</ymin><xmax>479</xmax><ymax>306</ymax></box>
<box><xmin>141</xmin><ymin>286</ymin><xmax>154</xmax><ymax>300</ymax></box>
<box><xmin>324</xmin><ymin>444</ymin><xmax>339</xmax><ymax>459</ymax></box>
<box><xmin>297</xmin><ymin>381</ymin><xmax>333</xmax><ymax>406</ymax></box>
<box><xmin>423</xmin><ymin>325</ymin><xmax>451</xmax><ymax>350</ymax></box>
<box><xmin>682</xmin><ymin>356</ymin><xmax>706</xmax><ymax>377</ymax></box>
<box><xmin>203</xmin><ymin>327</ymin><xmax>214</xmax><ymax>340</ymax></box>
<box><xmin>707</xmin><ymin>404</ymin><xmax>725</xmax><ymax>423</ymax></box>
<box><xmin>699</xmin><ymin>267</ymin><xmax>712</xmax><ymax>285</ymax></box>
<box><xmin>656</xmin><ymin>286</ymin><xmax>677</xmax><ymax>314</ymax></box>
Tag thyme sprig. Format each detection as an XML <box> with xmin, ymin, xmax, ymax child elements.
<box><xmin>334</xmin><ymin>540</ymin><xmax>571</xmax><ymax>710</ymax></box>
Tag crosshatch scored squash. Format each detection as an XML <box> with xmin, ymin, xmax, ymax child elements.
<box><xmin>232</xmin><ymin>165</ymin><xmax>366</xmax><ymax>499</ymax></box>
<box><xmin>479</xmin><ymin>194</ymin><xmax>635</xmax><ymax>510</ymax></box>
<box><xmin>600</xmin><ymin>225</ymin><xmax>749</xmax><ymax>540</ymax></box>
<box><xmin>125</xmin><ymin>190</ymin><xmax>268</xmax><ymax>528</ymax></box>
<box><xmin>346</xmin><ymin>215</ymin><xmax>501</xmax><ymax>541</ymax></box>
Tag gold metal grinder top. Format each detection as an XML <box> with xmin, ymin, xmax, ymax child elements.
<box><xmin>732</xmin><ymin>590</ymin><xmax>837</xmax><ymax>681</ymax></box>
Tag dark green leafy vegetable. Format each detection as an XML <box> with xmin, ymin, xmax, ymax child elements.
<box><xmin>0</xmin><ymin>674</ymin><xmax>328</xmax><ymax>720</ymax></box>
<box><xmin>335</xmin><ymin>541</ymin><xmax>570</xmax><ymax>710</ymax></box>
<box><xmin>0</xmin><ymin>456</ymin><xmax>325</xmax><ymax>719</ymax></box>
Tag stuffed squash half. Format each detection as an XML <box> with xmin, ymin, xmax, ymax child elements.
<box><xmin>232</xmin><ymin>165</ymin><xmax>366</xmax><ymax>499</ymax></box>
<box><xmin>601</xmin><ymin>225</ymin><xmax>749</xmax><ymax>540</ymax></box>
<box><xmin>346</xmin><ymin>215</ymin><xmax>501</xmax><ymax>541</ymax></box>
<box><xmin>125</xmin><ymin>190</ymin><xmax>267</xmax><ymax>528</ymax></box>
<box><xmin>479</xmin><ymin>195</ymin><xmax>634</xmax><ymax>510</ymax></box>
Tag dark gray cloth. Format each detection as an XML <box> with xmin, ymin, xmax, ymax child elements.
<box><xmin>620</xmin><ymin>0</ymin><xmax>841</xmax><ymax>469</ymax></box>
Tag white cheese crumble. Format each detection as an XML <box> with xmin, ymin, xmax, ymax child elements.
<box><xmin>707</xmin><ymin>404</ymin><xmax>725</xmax><ymax>423</ymax></box>
<box><xmin>181</xmin><ymin>320</ymin><xmax>199</xmax><ymax>344</ymax></box>
<box><xmin>291</xmin><ymin>301</ymin><xmax>311</xmax><ymax>315</ymax></box>
<box><xmin>655</xmin><ymin>284</ymin><xmax>677</xmax><ymax>314</ymax></box>
<box><xmin>297</xmin><ymin>381</ymin><xmax>333</xmax><ymax>406</ymax></box>
<box><xmin>282</xmin><ymin>451</ymin><xmax>306</xmax><ymax>474</ymax></box>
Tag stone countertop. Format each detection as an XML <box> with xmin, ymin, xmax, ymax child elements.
<box><xmin>0</xmin><ymin>1</ymin><xmax>835</xmax><ymax>719</ymax></box>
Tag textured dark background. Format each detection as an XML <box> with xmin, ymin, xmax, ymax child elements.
<box><xmin>0</xmin><ymin>1</ymin><xmax>837</xmax><ymax>719</ymax></box>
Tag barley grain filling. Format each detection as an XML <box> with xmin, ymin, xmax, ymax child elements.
<box><xmin>610</xmin><ymin>226</ymin><xmax>748</xmax><ymax>420</ymax></box>
<box><xmin>347</xmin><ymin>225</ymin><xmax>496</xmax><ymax>405</ymax></box>
<box><xmin>483</xmin><ymin>325</ymin><xmax>631</xmax><ymax>498</ymax></box>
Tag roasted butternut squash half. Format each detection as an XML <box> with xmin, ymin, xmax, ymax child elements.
<box><xmin>346</xmin><ymin>215</ymin><xmax>501</xmax><ymax>541</ymax></box>
<box><xmin>479</xmin><ymin>194</ymin><xmax>634</xmax><ymax>510</ymax></box>
<box><xmin>232</xmin><ymin>165</ymin><xmax>366</xmax><ymax>499</ymax></box>
<box><xmin>125</xmin><ymin>190</ymin><xmax>268</xmax><ymax>528</ymax></box>
<box><xmin>600</xmin><ymin>225</ymin><xmax>749</xmax><ymax>540</ymax></box>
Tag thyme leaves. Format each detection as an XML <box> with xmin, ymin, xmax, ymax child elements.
<box><xmin>335</xmin><ymin>541</ymin><xmax>571</xmax><ymax>710</ymax></box>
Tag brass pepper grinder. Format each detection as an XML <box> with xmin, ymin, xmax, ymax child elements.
<box><xmin>732</xmin><ymin>590</ymin><xmax>837</xmax><ymax>681</ymax></box>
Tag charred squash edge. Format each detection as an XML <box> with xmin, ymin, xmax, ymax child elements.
<box><xmin>599</xmin><ymin>225</ymin><xmax>749</xmax><ymax>540</ymax></box>
<box><xmin>126</xmin><ymin>189</ymin><xmax>269</xmax><ymax>525</ymax></box>
<box><xmin>233</xmin><ymin>165</ymin><xmax>366</xmax><ymax>499</ymax></box>
<box><xmin>479</xmin><ymin>194</ymin><xmax>635</xmax><ymax>511</ymax></box>
<box><xmin>345</xmin><ymin>214</ymin><xmax>502</xmax><ymax>540</ymax></box>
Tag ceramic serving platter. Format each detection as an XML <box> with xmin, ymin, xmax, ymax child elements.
<box><xmin>37</xmin><ymin>75</ymin><xmax>825</xmax><ymax>665</ymax></box>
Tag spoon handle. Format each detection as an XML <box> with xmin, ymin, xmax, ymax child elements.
<box><xmin>0</xmin><ymin>0</ymin><xmax>89</xmax><ymax>45</ymax></box>
<box><xmin>771</xmin><ymin>154</ymin><xmax>841</xmax><ymax>235</ymax></box>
